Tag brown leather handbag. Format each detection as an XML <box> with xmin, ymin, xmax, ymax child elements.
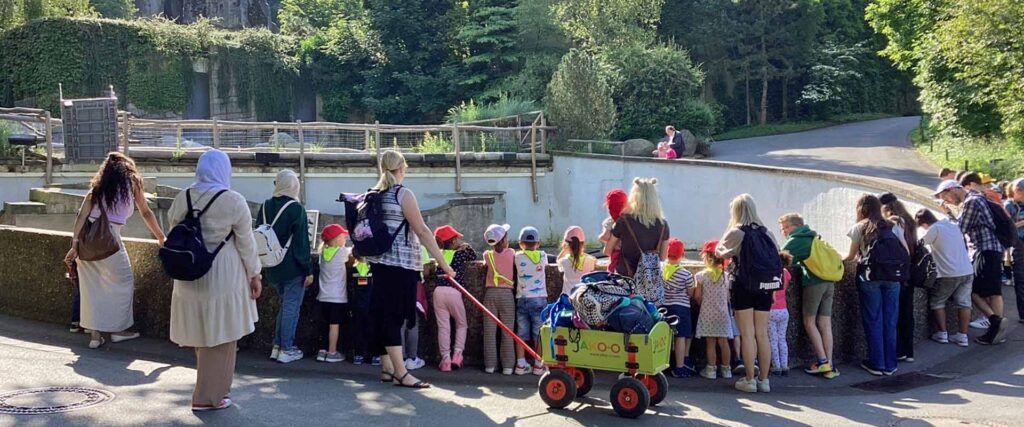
<box><xmin>78</xmin><ymin>198</ymin><xmax>120</xmax><ymax>261</ymax></box>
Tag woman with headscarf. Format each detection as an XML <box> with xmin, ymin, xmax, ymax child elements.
<box><xmin>167</xmin><ymin>150</ymin><xmax>262</xmax><ymax>411</ymax></box>
<box><xmin>259</xmin><ymin>169</ymin><xmax>313</xmax><ymax>364</ymax></box>
<box><xmin>65</xmin><ymin>152</ymin><xmax>166</xmax><ymax>349</ymax></box>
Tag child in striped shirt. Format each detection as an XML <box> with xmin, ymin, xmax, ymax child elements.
<box><xmin>663</xmin><ymin>238</ymin><xmax>696</xmax><ymax>378</ymax></box>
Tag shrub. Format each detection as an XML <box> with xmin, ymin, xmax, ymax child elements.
<box><xmin>544</xmin><ymin>49</ymin><xmax>616</xmax><ymax>141</ymax></box>
<box><xmin>446</xmin><ymin>94</ymin><xmax>538</xmax><ymax>123</ymax></box>
<box><xmin>678</xmin><ymin>100</ymin><xmax>723</xmax><ymax>137</ymax></box>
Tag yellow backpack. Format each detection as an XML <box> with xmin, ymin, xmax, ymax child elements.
<box><xmin>804</xmin><ymin>237</ymin><xmax>845</xmax><ymax>282</ymax></box>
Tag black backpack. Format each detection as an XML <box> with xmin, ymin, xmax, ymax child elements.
<box><xmin>909</xmin><ymin>239</ymin><xmax>937</xmax><ymax>289</ymax></box>
<box><xmin>735</xmin><ymin>223</ymin><xmax>784</xmax><ymax>293</ymax></box>
<box><xmin>159</xmin><ymin>189</ymin><xmax>234</xmax><ymax>281</ymax></box>
<box><xmin>861</xmin><ymin>223</ymin><xmax>910</xmax><ymax>282</ymax></box>
<box><xmin>338</xmin><ymin>185</ymin><xmax>408</xmax><ymax>257</ymax></box>
<box><xmin>981</xmin><ymin>198</ymin><xmax>1018</xmax><ymax>249</ymax></box>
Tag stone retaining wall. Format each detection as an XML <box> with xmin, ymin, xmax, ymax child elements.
<box><xmin>0</xmin><ymin>227</ymin><xmax>936</xmax><ymax>368</ymax></box>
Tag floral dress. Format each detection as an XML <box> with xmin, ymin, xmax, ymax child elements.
<box><xmin>695</xmin><ymin>269</ymin><xmax>735</xmax><ymax>338</ymax></box>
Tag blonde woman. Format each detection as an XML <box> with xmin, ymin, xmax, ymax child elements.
<box><xmin>365</xmin><ymin>150</ymin><xmax>455</xmax><ymax>389</ymax></box>
<box><xmin>604</xmin><ymin>177</ymin><xmax>669</xmax><ymax>305</ymax></box>
<box><xmin>716</xmin><ymin>194</ymin><xmax>776</xmax><ymax>393</ymax></box>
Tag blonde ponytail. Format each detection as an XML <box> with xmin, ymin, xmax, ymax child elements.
<box><xmin>626</xmin><ymin>177</ymin><xmax>664</xmax><ymax>227</ymax></box>
<box><xmin>373</xmin><ymin>150</ymin><xmax>407</xmax><ymax>190</ymax></box>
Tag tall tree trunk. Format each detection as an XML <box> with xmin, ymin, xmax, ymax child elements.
<box><xmin>745</xmin><ymin>66</ymin><xmax>752</xmax><ymax>126</ymax></box>
<box><xmin>782</xmin><ymin>75</ymin><xmax>789</xmax><ymax>121</ymax></box>
<box><xmin>759</xmin><ymin>34</ymin><xmax>768</xmax><ymax>126</ymax></box>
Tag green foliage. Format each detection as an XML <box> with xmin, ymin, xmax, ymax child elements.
<box><xmin>914</xmin><ymin>118</ymin><xmax>1024</xmax><ymax>181</ymax></box>
<box><xmin>545</xmin><ymin>50</ymin><xmax>616</xmax><ymax>141</ymax></box>
<box><xmin>413</xmin><ymin>132</ymin><xmax>453</xmax><ymax>153</ymax></box>
<box><xmin>551</xmin><ymin>0</ymin><xmax>664</xmax><ymax>51</ymax></box>
<box><xmin>279</xmin><ymin>0</ymin><xmax>363</xmax><ymax>37</ymax></box>
<box><xmin>445</xmin><ymin>94</ymin><xmax>537</xmax><ymax>123</ymax></box>
<box><xmin>456</xmin><ymin>4</ymin><xmax>519</xmax><ymax>99</ymax></box>
<box><xmin>89</xmin><ymin>0</ymin><xmax>134</xmax><ymax>19</ymax></box>
<box><xmin>602</xmin><ymin>43</ymin><xmax>704</xmax><ymax>139</ymax></box>
<box><xmin>0</xmin><ymin>18</ymin><xmax>296</xmax><ymax>118</ymax></box>
<box><xmin>0</xmin><ymin>121</ymin><xmax>14</xmax><ymax>157</ymax></box>
<box><xmin>798</xmin><ymin>42</ymin><xmax>869</xmax><ymax>119</ymax></box>
<box><xmin>678</xmin><ymin>99</ymin><xmax>724</xmax><ymax>136</ymax></box>
<box><xmin>0</xmin><ymin>0</ymin><xmax>96</xmax><ymax>31</ymax></box>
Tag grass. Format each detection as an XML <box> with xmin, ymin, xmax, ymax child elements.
<box><xmin>712</xmin><ymin>113</ymin><xmax>894</xmax><ymax>141</ymax></box>
<box><xmin>912</xmin><ymin>120</ymin><xmax>1024</xmax><ymax>181</ymax></box>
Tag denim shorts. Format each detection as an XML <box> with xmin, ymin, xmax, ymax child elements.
<box><xmin>516</xmin><ymin>297</ymin><xmax>547</xmax><ymax>341</ymax></box>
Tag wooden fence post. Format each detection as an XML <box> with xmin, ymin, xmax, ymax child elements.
<box><xmin>298</xmin><ymin>120</ymin><xmax>306</xmax><ymax>203</ymax></box>
<box><xmin>44</xmin><ymin>111</ymin><xmax>53</xmax><ymax>185</ymax></box>
<box><xmin>212</xmin><ymin>118</ymin><xmax>220</xmax><ymax>148</ymax></box>
<box><xmin>365</xmin><ymin>127</ymin><xmax>371</xmax><ymax>151</ymax></box>
<box><xmin>374</xmin><ymin>120</ymin><xmax>382</xmax><ymax>166</ymax></box>
<box><xmin>530</xmin><ymin>122</ymin><xmax>538</xmax><ymax>203</ymax></box>
<box><xmin>539</xmin><ymin>112</ymin><xmax>547</xmax><ymax>155</ymax></box>
<box><xmin>121</xmin><ymin>112</ymin><xmax>131</xmax><ymax>156</ymax></box>
<box><xmin>454</xmin><ymin>123</ymin><xmax>461</xmax><ymax>192</ymax></box>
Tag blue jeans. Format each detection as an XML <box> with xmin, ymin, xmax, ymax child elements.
<box><xmin>273</xmin><ymin>276</ymin><xmax>306</xmax><ymax>349</ymax></box>
<box><xmin>516</xmin><ymin>297</ymin><xmax>547</xmax><ymax>342</ymax></box>
<box><xmin>857</xmin><ymin>277</ymin><xmax>900</xmax><ymax>372</ymax></box>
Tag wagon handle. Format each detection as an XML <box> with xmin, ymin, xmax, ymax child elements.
<box><xmin>443</xmin><ymin>275</ymin><xmax>542</xmax><ymax>361</ymax></box>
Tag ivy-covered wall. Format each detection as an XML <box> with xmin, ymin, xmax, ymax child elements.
<box><xmin>0</xmin><ymin>17</ymin><xmax>296</xmax><ymax>120</ymax></box>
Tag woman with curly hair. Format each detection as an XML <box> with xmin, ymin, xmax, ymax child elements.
<box><xmin>64</xmin><ymin>152</ymin><xmax>165</xmax><ymax>349</ymax></box>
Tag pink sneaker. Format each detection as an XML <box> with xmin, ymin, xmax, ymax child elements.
<box><xmin>439</xmin><ymin>357</ymin><xmax>452</xmax><ymax>372</ymax></box>
<box><xmin>452</xmin><ymin>351</ymin><xmax>464</xmax><ymax>369</ymax></box>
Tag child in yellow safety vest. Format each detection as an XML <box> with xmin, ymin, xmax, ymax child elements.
<box><xmin>482</xmin><ymin>224</ymin><xmax>516</xmax><ymax>374</ymax></box>
<box><xmin>348</xmin><ymin>253</ymin><xmax>376</xmax><ymax>365</ymax></box>
<box><xmin>432</xmin><ymin>225</ymin><xmax>477</xmax><ymax>372</ymax></box>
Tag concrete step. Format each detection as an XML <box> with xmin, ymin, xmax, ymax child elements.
<box><xmin>29</xmin><ymin>188</ymin><xmax>85</xmax><ymax>214</ymax></box>
<box><xmin>2</xmin><ymin>201</ymin><xmax>47</xmax><ymax>215</ymax></box>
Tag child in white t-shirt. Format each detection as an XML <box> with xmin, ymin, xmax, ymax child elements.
<box><xmin>557</xmin><ymin>226</ymin><xmax>596</xmax><ymax>296</ymax></box>
<box><xmin>316</xmin><ymin>224</ymin><xmax>351</xmax><ymax>363</ymax></box>
<box><xmin>514</xmin><ymin>226</ymin><xmax>548</xmax><ymax>376</ymax></box>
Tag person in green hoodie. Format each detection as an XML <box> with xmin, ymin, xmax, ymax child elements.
<box><xmin>779</xmin><ymin>213</ymin><xmax>839</xmax><ymax>379</ymax></box>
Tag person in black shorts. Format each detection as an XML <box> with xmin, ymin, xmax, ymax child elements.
<box><xmin>716</xmin><ymin>194</ymin><xmax>777</xmax><ymax>393</ymax></box>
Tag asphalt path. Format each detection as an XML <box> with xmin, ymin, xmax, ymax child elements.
<box><xmin>711</xmin><ymin>117</ymin><xmax>937</xmax><ymax>189</ymax></box>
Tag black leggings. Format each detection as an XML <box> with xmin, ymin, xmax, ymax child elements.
<box><xmin>368</xmin><ymin>263</ymin><xmax>419</xmax><ymax>356</ymax></box>
<box><xmin>896</xmin><ymin>283</ymin><xmax>914</xmax><ymax>359</ymax></box>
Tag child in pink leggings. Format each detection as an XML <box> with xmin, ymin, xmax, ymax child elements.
<box><xmin>769</xmin><ymin>252</ymin><xmax>793</xmax><ymax>376</ymax></box>
<box><xmin>433</xmin><ymin>225</ymin><xmax>477</xmax><ymax>372</ymax></box>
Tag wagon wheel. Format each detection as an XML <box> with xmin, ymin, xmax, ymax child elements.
<box><xmin>566</xmin><ymin>367</ymin><xmax>595</xmax><ymax>397</ymax></box>
<box><xmin>610</xmin><ymin>377</ymin><xmax>650</xmax><ymax>418</ymax></box>
<box><xmin>636</xmin><ymin>372</ymin><xmax>669</xmax><ymax>406</ymax></box>
<box><xmin>538</xmin><ymin>369</ymin><xmax>577</xmax><ymax>409</ymax></box>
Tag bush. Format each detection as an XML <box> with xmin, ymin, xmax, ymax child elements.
<box><xmin>602</xmin><ymin>43</ymin><xmax>710</xmax><ymax>140</ymax></box>
<box><xmin>544</xmin><ymin>49</ymin><xmax>616</xmax><ymax>141</ymax></box>
<box><xmin>678</xmin><ymin>100</ymin><xmax>723</xmax><ymax>137</ymax></box>
<box><xmin>446</xmin><ymin>94</ymin><xmax>538</xmax><ymax>123</ymax></box>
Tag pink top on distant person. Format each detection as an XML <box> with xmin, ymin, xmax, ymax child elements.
<box><xmin>89</xmin><ymin>190</ymin><xmax>135</xmax><ymax>225</ymax></box>
<box><xmin>771</xmin><ymin>269</ymin><xmax>791</xmax><ymax>310</ymax></box>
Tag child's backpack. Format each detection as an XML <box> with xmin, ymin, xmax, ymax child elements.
<box><xmin>735</xmin><ymin>223</ymin><xmax>784</xmax><ymax>293</ymax></box>
<box><xmin>254</xmin><ymin>199</ymin><xmax>297</xmax><ymax>268</ymax></box>
<box><xmin>606</xmin><ymin>297</ymin><xmax>657</xmax><ymax>335</ymax></box>
<box><xmin>982</xmin><ymin>197</ymin><xmax>1019</xmax><ymax>249</ymax></box>
<box><xmin>339</xmin><ymin>185</ymin><xmax>408</xmax><ymax>257</ymax></box>
<box><xmin>803</xmin><ymin>236</ymin><xmax>845</xmax><ymax>282</ymax></box>
<box><xmin>569</xmin><ymin>275</ymin><xmax>634</xmax><ymax>327</ymax></box>
<box><xmin>861</xmin><ymin>223</ymin><xmax>910</xmax><ymax>282</ymax></box>
<box><xmin>159</xmin><ymin>190</ymin><xmax>233</xmax><ymax>281</ymax></box>
<box><xmin>909</xmin><ymin>239</ymin><xmax>938</xmax><ymax>289</ymax></box>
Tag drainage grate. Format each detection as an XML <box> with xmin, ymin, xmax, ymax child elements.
<box><xmin>0</xmin><ymin>387</ymin><xmax>115</xmax><ymax>415</ymax></box>
<box><xmin>852</xmin><ymin>372</ymin><xmax>955</xmax><ymax>394</ymax></box>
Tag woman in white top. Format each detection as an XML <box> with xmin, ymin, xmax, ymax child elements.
<box><xmin>65</xmin><ymin>152</ymin><xmax>166</xmax><ymax>349</ymax></box>
<box><xmin>167</xmin><ymin>150</ymin><xmax>262</xmax><ymax>411</ymax></box>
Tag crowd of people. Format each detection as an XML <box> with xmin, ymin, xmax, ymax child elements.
<box><xmin>61</xmin><ymin>150</ymin><xmax>1023</xmax><ymax>410</ymax></box>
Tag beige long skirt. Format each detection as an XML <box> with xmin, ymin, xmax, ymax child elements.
<box><xmin>78</xmin><ymin>224</ymin><xmax>135</xmax><ymax>333</ymax></box>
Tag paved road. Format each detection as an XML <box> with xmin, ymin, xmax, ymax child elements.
<box><xmin>711</xmin><ymin>117</ymin><xmax>937</xmax><ymax>189</ymax></box>
<box><xmin>2</xmin><ymin>314</ymin><xmax>1023</xmax><ymax>427</ymax></box>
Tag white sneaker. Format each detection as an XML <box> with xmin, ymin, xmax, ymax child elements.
<box><xmin>950</xmin><ymin>333</ymin><xmax>969</xmax><ymax>347</ymax></box>
<box><xmin>970</xmin><ymin>317</ymin><xmax>991</xmax><ymax>330</ymax></box>
<box><xmin>405</xmin><ymin>357</ymin><xmax>425</xmax><ymax>370</ymax></box>
<box><xmin>270</xmin><ymin>345</ymin><xmax>280</xmax><ymax>360</ymax></box>
<box><xmin>316</xmin><ymin>350</ymin><xmax>327</xmax><ymax>362</ymax></box>
<box><xmin>532</xmin><ymin>362</ymin><xmax>545</xmax><ymax>376</ymax></box>
<box><xmin>277</xmin><ymin>348</ymin><xmax>304</xmax><ymax>364</ymax></box>
<box><xmin>735</xmin><ymin>378</ymin><xmax>757</xmax><ymax>393</ymax></box>
<box><xmin>757</xmin><ymin>378</ymin><xmax>770</xmax><ymax>393</ymax></box>
<box><xmin>484</xmin><ymin>367</ymin><xmax>496</xmax><ymax>374</ymax></box>
<box><xmin>699</xmin><ymin>366</ymin><xmax>717</xmax><ymax>380</ymax></box>
<box><xmin>513</xmin><ymin>364</ymin><xmax>530</xmax><ymax>375</ymax></box>
<box><xmin>719</xmin><ymin>365</ymin><xmax>733</xmax><ymax>379</ymax></box>
<box><xmin>931</xmin><ymin>331</ymin><xmax>949</xmax><ymax>344</ymax></box>
<box><xmin>502</xmin><ymin>368</ymin><xmax>513</xmax><ymax>375</ymax></box>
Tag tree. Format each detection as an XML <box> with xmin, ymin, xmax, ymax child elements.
<box><xmin>456</xmin><ymin>2</ymin><xmax>519</xmax><ymax>99</ymax></box>
<box><xmin>279</xmin><ymin>0</ymin><xmax>363</xmax><ymax>37</ymax></box>
<box><xmin>89</xmin><ymin>0</ymin><xmax>135</xmax><ymax>18</ymax></box>
<box><xmin>545</xmin><ymin>49</ymin><xmax>616</xmax><ymax>141</ymax></box>
<box><xmin>551</xmin><ymin>0</ymin><xmax>664</xmax><ymax>51</ymax></box>
<box><xmin>798</xmin><ymin>41</ymin><xmax>868</xmax><ymax>119</ymax></box>
<box><xmin>500</xmin><ymin>0</ymin><xmax>569</xmax><ymax>101</ymax></box>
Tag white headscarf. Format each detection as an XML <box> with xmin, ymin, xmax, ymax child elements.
<box><xmin>192</xmin><ymin>149</ymin><xmax>231</xmax><ymax>192</ymax></box>
<box><xmin>273</xmin><ymin>169</ymin><xmax>301</xmax><ymax>200</ymax></box>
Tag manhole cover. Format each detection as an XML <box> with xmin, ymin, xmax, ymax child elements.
<box><xmin>0</xmin><ymin>387</ymin><xmax>115</xmax><ymax>415</ymax></box>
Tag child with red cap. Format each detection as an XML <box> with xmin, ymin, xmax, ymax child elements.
<box><xmin>694</xmin><ymin>240</ymin><xmax>735</xmax><ymax>380</ymax></box>
<box><xmin>316</xmin><ymin>224</ymin><xmax>351</xmax><ymax>363</ymax></box>
<box><xmin>433</xmin><ymin>225</ymin><xmax>477</xmax><ymax>372</ymax></box>
<box><xmin>599</xmin><ymin>189</ymin><xmax>628</xmax><ymax>273</ymax></box>
<box><xmin>557</xmin><ymin>226</ymin><xmax>597</xmax><ymax>295</ymax></box>
<box><xmin>663</xmin><ymin>238</ymin><xmax>696</xmax><ymax>378</ymax></box>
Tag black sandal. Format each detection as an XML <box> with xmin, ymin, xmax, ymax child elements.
<box><xmin>393</xmin><ymin>372</ymin><xmax>430</xmax><ymax>389</ymax></box>
<box><xmin>380</xmin><ymin>371</ymin><xmax>396</xmax><ymax>383</ymax></box>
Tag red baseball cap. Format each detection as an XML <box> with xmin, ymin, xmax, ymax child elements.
<box><xmin>667</xmin><ymin>238</ymin><xmax>685</xmax><ymax>259</ymax></box>
<box><xmin>701</xmin><ymin>240</ymin><xmax>719</xmax><ymax>255</ymax></box>
<box><xmin>434</xmin><ymin>225</ymin><xmax>463</xmax><ymax>242</ymax></box>
<box><xmin>322</xmin><ymin>224</ymin><xmax>348</xmax><ymax>242</ymax></box>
